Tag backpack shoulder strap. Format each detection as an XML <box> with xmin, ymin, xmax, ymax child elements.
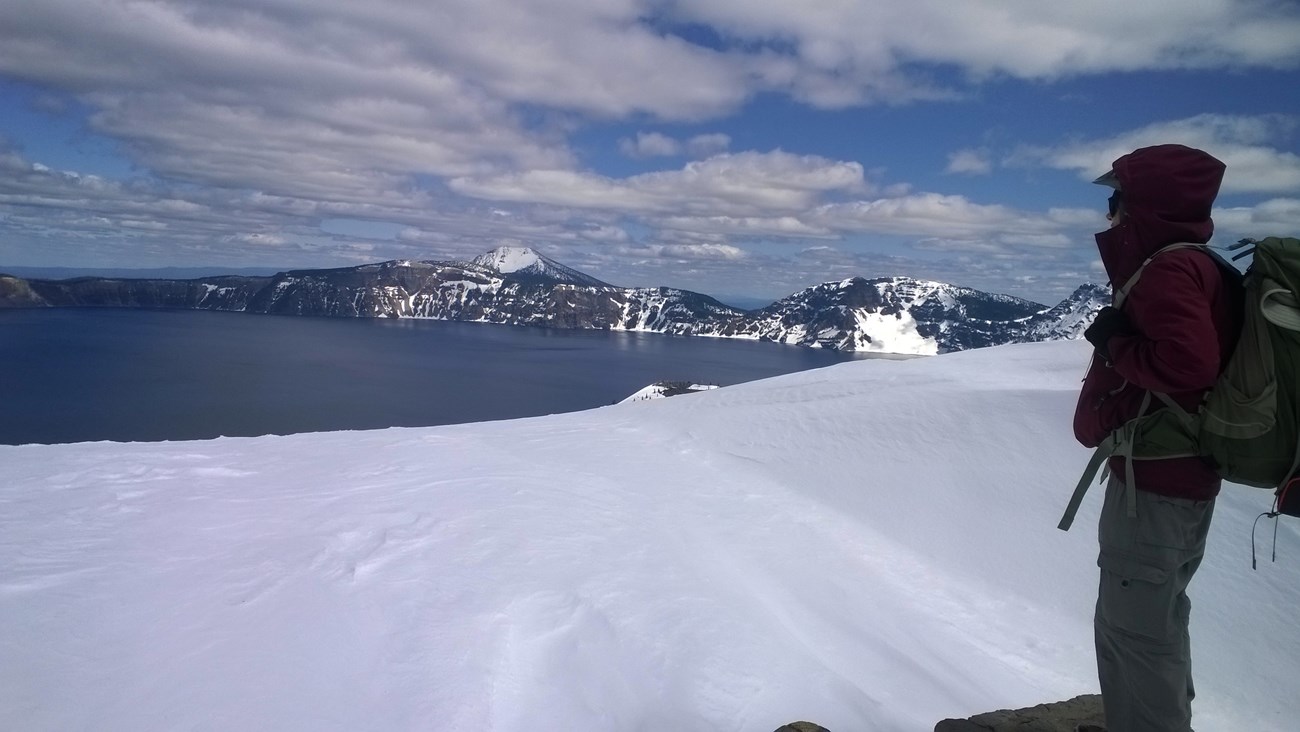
<box><xmin>1114</xmin><ymin>242</ymin><xmax>1208</xmax><ymax>309</ymax></box>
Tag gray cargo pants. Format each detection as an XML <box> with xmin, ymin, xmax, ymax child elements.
<box><xmin>1095</xmin><ymin>476</ymin><xmax>1214</xmax><ymax>732</ymax></box>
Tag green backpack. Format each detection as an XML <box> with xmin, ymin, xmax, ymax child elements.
<box><xmin>1059</xmin><ymin>236</ymin><xmax>1300</xmax><ymax>532</ymax></box>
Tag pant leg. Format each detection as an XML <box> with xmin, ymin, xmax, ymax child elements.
<box><xmin>1094</xmin><ymin>476</ymin><xmax>1214</xmax><ymax>732</ymax></box>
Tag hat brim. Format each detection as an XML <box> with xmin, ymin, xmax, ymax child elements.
<box><xmin>1092</xmin><ymin>169</ymin><xmax>1120</xmax><ymax>189</ymax></box>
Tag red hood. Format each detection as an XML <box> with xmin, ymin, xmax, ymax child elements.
<box><xmin>1094</xmin><ymin>144</ymin><xmax>1226</xmax><ymax>291</ymax></box>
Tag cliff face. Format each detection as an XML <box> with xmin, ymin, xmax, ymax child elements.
<box><xmin>0</xmin><ymin>276</ymin><xmax>48</xmax><ymax>308</ymax></box>
<box><xmin>1</xmin><ymin>248</ymin><xmax>1105</xmax><ymax>355</ymax></box>
<box><xmin>11</xmin><ymin>274</ymin><xmax>272</xmax><ymax>311</ymax></box>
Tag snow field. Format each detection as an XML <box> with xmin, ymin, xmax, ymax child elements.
<box><xmin>1</xmin><ymin>339</ymin><xmax>1297</xmax><ymax>731</ymax></box>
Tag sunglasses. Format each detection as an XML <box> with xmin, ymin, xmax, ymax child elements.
<box><xmin>1107</xmin><ymin>191</ymin><xmax>1123</xmax><ymax>219</ymax></box>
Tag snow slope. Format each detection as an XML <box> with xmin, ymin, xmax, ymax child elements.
<box><xmin>2</xmin><ymin>340</ymin><xmax>1297</xmax><ymax>731</ymax></box>
<box><xmin>475</xmin><ymin>246</ymin><xmax>543</xmax><ymax>273</ymax></box>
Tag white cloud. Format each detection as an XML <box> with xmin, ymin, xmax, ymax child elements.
<box><xmin>450</xmin><ymin>151</ymin><xmax>868</xmax><ymax>216</ymax></box>
<box><xmin>946</xmin><ymin>149</ymin><xmax>993</xmax><ymax>175</ymax></box>
<box><xmin>620</xmin><ymin>243</ymin><xmax>749</xmax><ymax>261</ymax></box>
<box><xmin>678</xmin><ymin>1</ymin><xmax>1300</xmax><ymax>91</ymax></box>
<box><xmin>1048</xmin><ymin>207</ymin><xmax>1107</xmax><ymax>227</ymax></box>
<box><xmin>1014</xmin><ymin>114</ymin><xmax>1300</xmax><ymax>194</ymax></box>
<box><xmin>0</xmin><ymin>142</ymin><xmax>1105</xmax><ymax>277</ymax></box>
<box><xmin>687</xmin><ymin>133</ymin><xmax>732</xmax><ymax>157</ymax></box>
<box><xmin>912</xmin><ymin>238</ymin><xmax>1016</xmax><ymax>256</ymax></box>
<box><xmin>619</xmin><ymin>132</ymin><xmax>732</xmax><ymax>160</ymax></box>
<box><xmin>0</xmin><ymin>0</ymin><xmax>1296</xmax><ymax>300</ymax></box>
<box><xmin>234</xmin><ymin>233</ymin><xmax>289</xmax><ymax>247</ymax></box>
<box><xmin>998</xmin><ymin>233</ymin><xmax>1073</xmax><ymax>249</ymax></box>
<box><xmin>619</xmin><ymin>132</ymin><xmax>682</xmax><ymax>158</ymax></box>
<box><xmin>0</xmin><ymin>0</ymin><xmax>575</xmax><ymax>204</ymax></box>
<box><xmin>1214</xmin><ymin>198</ymin><xmax>1300</xmax><ymax>238</ymax></box>
<box><xmin>1</xmin><ymin>2</ymin><xmax>1293</xmax><ymax>203</ymax></box>
<box><xmin>577</xmin><ymin>224</ymin><xmax>632</xmax><ymax>243</ymax></box>
<box><xmin>812</xmin><ymin>193</ymin><xmax>1065</xmax><ymax>241</ymax></box>
<box><xmin>658</xmin><ymin>215</ymin><xmax>833</xmax><ymax>238</ymax></box>
<box><xmin>0</xmin><ymin>147</ymin><xmax>631</xmax><ymax>267</ymax></box>
<box><xmin>798</xmin><ymin>245</ymin><xmax>836</xmax><ymax>255</ymax></box>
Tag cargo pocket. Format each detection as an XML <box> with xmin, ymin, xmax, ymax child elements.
<box><xmin>1096</xmin><ymin>551</ymin><xmax>1179</xmax><ymax>645</ymax></box>
<box><xmin>1135</xmin><ymin>494</ymin><xmax>1212</xmax><ymax>551</ymax></box>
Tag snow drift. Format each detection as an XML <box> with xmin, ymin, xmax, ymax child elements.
<box><xmin>1</xmin><ymin>340</ymin><xmax>1297</xmax><ymax>731</ymax></box>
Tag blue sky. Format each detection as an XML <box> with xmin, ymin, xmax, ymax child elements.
<box><xmin>1</xmin><ymin>1</ymin><xmax>1298</xmax><ymax>304</ymax></box>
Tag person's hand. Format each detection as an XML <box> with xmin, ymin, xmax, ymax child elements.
<box><xmin>1084</xmin><ymin>306</ymin><xmax>1133</xmax><ymax>361</ymax></box>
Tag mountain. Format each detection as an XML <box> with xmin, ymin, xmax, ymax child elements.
<box><xmin>1017</xmin><ymin>283</ymin><xmax>1111</xmax><ymax>342</ymax></box>
<box><xmin>725</xmin><ymin>276</ymin><xmax>1074</xmax><ymax>354</ymax></box>
<box><xmin>0</xmin><ymin>246</ymin><xmax>1106</xmax><ymax>355</ymax></box>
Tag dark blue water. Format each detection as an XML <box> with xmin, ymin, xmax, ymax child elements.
<box><xmin>0</xmin><ymin>309</ymin><xmax>873</xmax><ymax>445</ymax></box>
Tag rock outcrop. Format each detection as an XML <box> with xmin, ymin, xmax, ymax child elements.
<box><xmin>772</xmin><ymin>723</ymin><xmax>832</xmax><ymax>732</ymax></box>
<box><xmin>765</xmin><ymin>694</ymin><xmax>1104</xmax><ymax>732</ymax></box>
<box><xmin>934</xmin><ymin>694</ymin><xmax>1105</xmax><ymax>731</ymax></box>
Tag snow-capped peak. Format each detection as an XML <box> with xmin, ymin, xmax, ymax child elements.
<box><xmin>471</xmin><ymin>246</ymin><xmax>611</xmax><ymax>288</ymax></box>
<box><xmin>474</xmin><ymin>246</ymin><xmax>541</xmax><ymax>274</ymax></box>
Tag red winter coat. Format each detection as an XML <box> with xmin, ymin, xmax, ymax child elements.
<box><xmin>1072</xmin><ymin>145</ymin><xmax>1239</xmax><ymax>501</ymax></box>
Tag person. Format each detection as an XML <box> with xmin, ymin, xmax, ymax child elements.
<box><xmin>1072</xmin><ymin>144</ymin><xmax>1239</xmax><ymax>732</ymax></box>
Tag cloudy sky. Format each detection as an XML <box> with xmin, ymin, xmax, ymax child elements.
<box><xmin>1</xmin><ymin>0</ymin><xmax>1298</xmax><ymax>305</ymax></box>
